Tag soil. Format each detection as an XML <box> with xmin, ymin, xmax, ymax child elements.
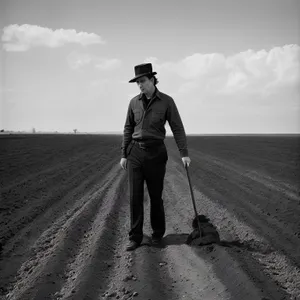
<box><xmin>0</xmin><ymin>134</ymin><xmax>299</xmax><ymax>300</ymax></box>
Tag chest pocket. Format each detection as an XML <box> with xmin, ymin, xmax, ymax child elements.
<box><xmin>151</xmin><ymin>110</ymin><xmax>165</xmax><ymax>125</ymax></box>
<box><xmin>133</xmin><ymin>109</ymin><xmax>143</xmax><ymax>124</ymax></box>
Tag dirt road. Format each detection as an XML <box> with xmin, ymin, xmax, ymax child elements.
<box><xmin>1</xmin><ymin>134</ymin><xmax>299</xmax><ymax>300</ymax></box>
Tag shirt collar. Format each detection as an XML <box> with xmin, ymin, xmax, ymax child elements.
<box><xmin>138</xmin><ymin>87</ymin><xmax>161</xmax><ymax>100</ymax></box>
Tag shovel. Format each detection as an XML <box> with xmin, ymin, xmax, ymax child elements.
<box><xmin>185</xmin><ymin>164</ymin><xmax>203</xmax><ymax>239</ymax></box>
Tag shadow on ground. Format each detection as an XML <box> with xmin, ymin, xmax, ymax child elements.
<box><xmin>139</xmin><ymin>233</ymin><xmax>189</xmax><ymax>248</ymax></box>
<box><xmin>140</xmin><ymin>232</ymin><xmax>274</xmax><ymax>255</ymax></box>
<box><xmin>137</xmin><ymin>233</ymin><xmax>189</xmax><ymax>249</ymax></box>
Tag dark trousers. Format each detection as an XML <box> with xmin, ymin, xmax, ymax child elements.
<box><xmin>126</xmin><ymin>141</ymin><xmax>168</xmax><ymax>244</ymax></box>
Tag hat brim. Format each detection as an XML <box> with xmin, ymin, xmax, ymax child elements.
<box><xmin>129</xmin><ymin>72</ymin><xmax>157</xmax><ymax>83</ymax></box>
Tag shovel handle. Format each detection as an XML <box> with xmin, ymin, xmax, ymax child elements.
<box><xmin>185</xmin><ymin>164</ymin><xmax>203</xmax><ymax>238</ymax></box>
<box><xmin>185</xmin><ymin>164</ymin><xmax>198</xmax><ymax>218</ymax></box>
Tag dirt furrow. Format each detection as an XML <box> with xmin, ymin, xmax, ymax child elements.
<box><xmin>166</xmin><ymin>179</ymin><xmax>293</xmax><ymax>299</ymax></box>
<box><xmin>2</xmin><ymin>160</ymin><xmax>123</xmax><ymax>300</ymax></box>
<box><xmin>0</xmin><ymin>148</ymin><xmax>120</xmax><ymax>246</ymax></box>
<box><xmin>96</xmin><ymin>181</ymin><xmax>176</xmax><ymax>300</ymax></box>
<box><xmin>0</xmin><ymin>151</ymin><xmax>120</xmax><ymax>239</ymax></box>
<box><xmin>188</xmin><ymin>148</ymin><xmax>300</xmax><ymax>214</ymax></box>
<box><xmin>164</xmin><ymin>152</ymin><xmax>299</xmax><ymax>299</ymax></box>
<box><xmin>193</xmin><ymin>150</ymin><xmax>300</xmax><ymax>202</ymax></box>
<box><xmin>163</xmin><ymin>165</ymin><xmax>279</xmax><ymax>299</ymax></box>
<box><xmin>0</xmin><ymin>134</ymin><xmax>121</xmax><ymax>187</ymax></box>
<box><xmin>107</xmin><ymin>242</ymin><xmax>179</xmax><ymax>300</ymax></box>
<box><xmin>1</xmin><ymin>145</ymin><xmax>101</xmax><ymax>192</ymax></box>
<box><xmin>56</xmin><ymin>164</ymin><xmax>128</xmax><ymax>300</ymax></box>
<box><xmin>0</xmin><ymin>155</ymin><xmax>120</xmax><ymax>298</ymax></box>
<box><xmin>1</xmin><ymin>135</ymin><xmax>299</xmax><ymax>300</ymax></box>
<box><xmin>187</xmin><ymin>149</ymin><xmax>300</xmax><ymax>264</ymax></box>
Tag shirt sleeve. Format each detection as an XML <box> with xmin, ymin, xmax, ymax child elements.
<box><xmin>166</xmin><ymin>97</ymin><xmax>189</xmax><ymax>157</ymax></box>
<box><xmin>121</xmin><ymin>102</ymin><xmax>134</xmax><ymax>158</ymax></box>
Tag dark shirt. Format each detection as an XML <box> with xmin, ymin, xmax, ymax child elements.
<box><xmin>121</xmin><ymin>88</ymin><xmax>189</xmax><ymax>158</ymax></box>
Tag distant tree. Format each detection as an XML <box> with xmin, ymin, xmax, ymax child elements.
<box><xmin>73</xmin><ymin>129</ymin><xmax>77</xmax><ymax>134</ymax></box>
<box><xmin>0</xmin><ymin>129</ymin><xmax>4</xmax><ymax>132</ymax></box>
<box><xmin>32</xmin><ymin>127</ymin><xmax>36</xmax><ymax>133</ymax></box>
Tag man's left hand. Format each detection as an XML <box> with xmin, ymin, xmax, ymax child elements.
<box><xmin>182</xmin><ymin>156</ymin><xmax>191</xmax><ymax>167</ymax></box>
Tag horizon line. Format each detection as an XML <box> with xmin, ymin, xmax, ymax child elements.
<box><xmin>1</xmin><ymin>131</ymin><xmax>300</xmax><ymax>136</ymax></box>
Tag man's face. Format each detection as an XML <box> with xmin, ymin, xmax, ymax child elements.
<box><xmin>136</xmin><ymin>76</ymin><xmax>154</xmax><ymax>94</ymax></box>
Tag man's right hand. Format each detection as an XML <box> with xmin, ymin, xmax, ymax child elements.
<box><xmin>120</xmin><ymin>158</ymin><xmax>127</xmax><ymax>170</ymax></box>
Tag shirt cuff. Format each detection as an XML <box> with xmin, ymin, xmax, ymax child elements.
<box><xmin>180</xmin><ymin>149</ymin><xmax>189</xmax><ymax>157</ymax></box>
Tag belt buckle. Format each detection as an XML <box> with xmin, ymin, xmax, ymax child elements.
<box><xmin>138</xmin><ymin>142</ymin><xmax>146</xmax><ymax>149</ymax></box>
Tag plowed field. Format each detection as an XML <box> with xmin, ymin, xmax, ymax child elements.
<box><xmin>1</xmin><ymin>134</ymin><xmax>300</xmax><ymax>300</ymax></box>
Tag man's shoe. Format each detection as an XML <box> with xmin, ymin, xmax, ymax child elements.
<box><xmin>126</xmin><ymin>240</ymin><xmax>140</xmax><ymax>251</ymax></box>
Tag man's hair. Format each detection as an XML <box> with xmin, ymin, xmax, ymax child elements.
<box><xmin>146</xmin><ymin>74</ymin><xmax>159</xmax><ymax>86</ymax></box>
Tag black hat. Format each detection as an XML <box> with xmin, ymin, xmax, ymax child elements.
<box><xmin>129</xmin><ymin>63</ymin><xmax>157</xmax><ymax>83</ymax></box>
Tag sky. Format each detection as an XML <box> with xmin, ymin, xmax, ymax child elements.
<box><xmin>0</xmin><ymin>0</ymin><xmax>299</xmax><ymax>134</ymax></box>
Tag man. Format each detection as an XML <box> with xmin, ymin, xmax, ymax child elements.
<box><xmin>120</xmin><ymin>63</ymin><xmax>191</xmax><ymax>251</ymax></box>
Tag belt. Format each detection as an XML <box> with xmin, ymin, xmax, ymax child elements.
<box><xmin>132</xmin><ymin>139</ymin><xmax>164</xmax><ymax>149</ymax></box>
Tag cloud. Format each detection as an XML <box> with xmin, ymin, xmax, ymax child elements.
<box><xmin>67</xmin><ymin>51</ymin><xmax>121</xmax><ymax>70</ymax></box>
<box><xmin>176</xmin><ymin>53</ymin><xmax>226</xmax><ymax>80</ymax></box>
<box><xmin>265</xmin><ymin>45</ymin><xmax>300</xmax><ymax>88</ymax></box>
<box><xmin>143</xmin><ymin>57</ymin><xmax>159</xmax><ymax>64</ymax></box>
<box><xmin>67</xmin><ymin>52</ymin><xmax>93</xmax><ymax>69</ymax></box>
<box><xmin>2</xmin><ymin>24</ymin><xmax>105</xmax><ymax>51</ymax></box>
<box><xmin>224</xmin><ymin>71</ymin><xmax>248</xmax><ymax>93</ymax></box>
<box><xmin>178</xmin><ymin>81</ymin><xmax>199</xmax><ymax>94</ymax></box>
<box><xmin>95</xmin><ymin>58</ymin><xmax>121</xmax><ymax>70</ymax></box>
<box><xmin>148</xmin><ymin>44</ymin><xmax>300</xmax><ymax>96</ymax></box>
